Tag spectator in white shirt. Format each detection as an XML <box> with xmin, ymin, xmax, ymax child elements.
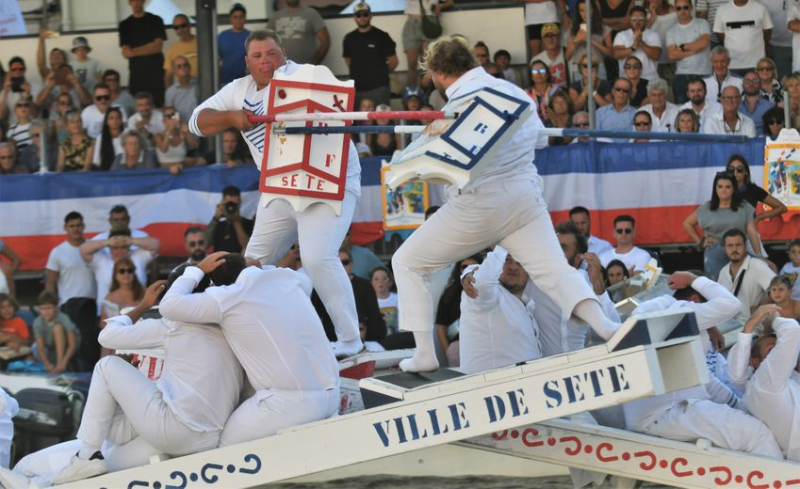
<box><xmin>703</xmin><ymin>85</ymin><xmax>757</xmax><ymax>136</ymax></box>
<box><xmin>717</xmin><ymin>228</ymin><xmax>776</xmax><ymax>321</ymax></box>
<box><xmin>788</xmin><ymin>3</ymin><xmax>800</xmax><ymax>74</ymax></box>
<box><xmin>703</xmin><ymin>46</ymin><xmax>744</xmax><ymax>103</ymax></box>
<box><xmin>640</xmin><ymin>77</ymin><xmax>680</xmax><ymax>132</ymax></box>
<box><xmin>600</xmin><ymin>214</ymin><xmax>654</xmax><ymax>274</ymax></box>
<box><xmin>714</xmin><ymin>0</ymin><xmax>773</xmax><ymax>74</ymax></box>
<box><xmin>126</xmin><ymin>92</ymin><xmax>165</xmax><ymax>149</ymax></box>
<box><xmin>666</xmin><ymin>0</ymin><xmax>712</xmax><ymax>104</ymax></box>
<box><xmin>81</xmin><ymin>84</ymin><xmax>128</xmax><ymax>140</ymax></box>
<box><xmin>613</xmin><ymin>6</ymin><xmax>663</xmax><ymax>81</ymax></box>
<box><xmin>569</xmin><ymin>206</ymin><xmax>613</xmax><ymax>256</ymax></box>
<box><xmin>680</xmin><ymin>77</ymin><xmax>722</xmax><ymax>131</ymax></box>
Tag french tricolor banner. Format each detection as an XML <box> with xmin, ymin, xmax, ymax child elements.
<box><xmin>2</xmin><ymin>141</ymin><xmax>798</xmax><ymax>272</ymax></box>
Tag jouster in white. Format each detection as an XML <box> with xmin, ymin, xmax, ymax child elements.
<box><xmin>622</xmin><ymin>272</ymin><xmax>783</xmax><ymax>459</ymax></box>
<box><xmin>189</xmin><ymin>30</ymin><xmax>363</xmax><ymax>357</ymax></box>
<box><xmin>390</xmin><ymin>36</ymin><xmax>619</xmax><ymax>373</ymax></box>
<box><xmin>458</xmin><ymin>246</ymin><xmax>542</xmax><ymax>375</ymax></box>
<box><xmin>159</xmin><ymin>254</ymin><xmax>340</xmax><ymax>446</ymax></box>
<box><xmin>51</xmin><ymin>276</ymin><xmax>244</xmax><ymax>485</ymax></box>
<box><xmin>742</xmin><ymin>315</ymin><xmax>800</xmax><ymax>462</ymax></box>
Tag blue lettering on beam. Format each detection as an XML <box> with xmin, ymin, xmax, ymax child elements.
<box><xmin>484</xmin><ymin>389</ymin><xmax>530</xmax><ymax>423</ymax></box>
<box><xmin>473</xmin><ymin>122</ymin><xmax>488</xmax><ymax>134</ymax></box>
<box><xmin>372</xmin><ymin>402</ymin><xmax>471</xmax><ymax>448</ymax></box>
<box><xmin>543</xmin><ymin>364</ymin><xmax>631</xmax><ymax>409</ymax></box>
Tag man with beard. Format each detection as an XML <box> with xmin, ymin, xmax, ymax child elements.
<box><xmin>680</xmin><ymin>77</ymin><xmax>721</xmax><ymax>131</ymax></box>
<box><xmin>183</xmin><ymin>227</ymin><xmax>207</xmax><ymax>265</ymax></box>
<box><xmin>718</xmin><ymin>228</ymin><xmax>775</xmax><ymax>322</ymax></box>
<box><xmin>739</xmin><ymin>70</ymin><xmax>773</xmax><ymax>134</ymax></box>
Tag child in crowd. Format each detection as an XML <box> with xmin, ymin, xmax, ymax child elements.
<box><xmin>780</xmin><ymin>239</ymin><xmax>800</xmax><ymax>301</ymax></box>
<box><xmin>494</xmin><ymin>49</ymin><xmax>519</xmax><ymax>86</ymax></box>
<box><xmin>32</xmin><ymin>292</ymin><xmax>80</xmax><ymax>373</ymax></box>
<box><xmin>370</xmin><ymin>267</ymin><xmax>398</xmax><ymax>335</ymax></box>
<box><xmin>69</xmin><ymin>37</ymin><xmax>100</xmax><ymax>91</ymax></box>
<box><xmin>0</xmin><ymin>294</ymin><xmax>31</xmax><ymax>351</ymax></box>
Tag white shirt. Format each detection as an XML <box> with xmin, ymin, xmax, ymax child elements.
<box><xmin>743</xmin><ymin>318</ymin><xmax>800</xmax><ymax>461</ymax></box>
<box><xmin>666</xmin><ymin>18</ymin><xmax>713</xmax><ymax>75</ymax></box>
<box><xmin>528</xmin><ymin>268</ymin><xmax>620</xmax><ymax>356</ymax></box>
<box><xmin>703</xmin><ymin>73</ymin><xmax>744</xmax><ymax>103</ymax></box>
<box><xmin>780</xmin><ymin>262</ymin><xmax>800</xmax><ymax>300</ymax></box>
<box><xmin>524</xmin><ymin>0</ymin><xmax>560</xmax><ymax>25</ymax></box>
<box><xmin>600</xmin><ymin>246</ymin><xmax>653</xmax><ymax>272</ymax></box>
<box><xmin>702</xmin><ymin>110</ymin><xmax>757</xmax><ymax>137</ymax></box>
<box><xmin>613</xmin><ymin>28</ymin><xmax>663</xmax><ymax>80</ymax></box>
<box><xmin>160</xmin><ymin>266</ymin><xmax>339</xmax><ymax>392</ymax></box>
<box><xmin>92</xmin><ymin>228</ymin><xmax>150</xmax><ymax>257</ymax></box>
<box><xmin>714</xmin><ymin>0</ymin><xmax>774</xmax><ymax>69</ymax></box>
<box><xmin>679</xmin><ymin>100</ymin><xmax>723</xmax><ymax>131</ymax></box>
<box><xmin>588</xmin><ymin>235</ymin><xmax>614</xmax><ymax>256</ymax></box>
<box><xmin>762</xmin><ymin>0</ymin><xmax>793</xmax><ymax>47</ymax></box>
<box><xmin>45</xmin><ymin>240</ymin><xmax>97</xmax><ymax>305</ymax></box>
<box><xmin>718</xmin><ymin>255</ymin><xmax>776</xmax><ymax>321</ymax></box>
<box><xmin>126</xmin><ymin>110</ymin><xmax>166</xmax><ymax>136</ymax></box>
<box><xmin>641</xmin><ymin>102</ymin><xmax>681</xmax><ymax>133</ymax></box>
<box><xmin>789</xmin><ymin>3</ymin><xmax>800</xmax><ymax>71</ymax></box>
<box><xmin>190</xmin><ymin>61</ymin><xmax>361</xmax><ymax>197</ymax></box>
<box><xmin>443</xmin><ymin>67</ymin><xmax>548</xmax><ymax>192</ymax></box>
<box><xmin>90</xmin><ymin>248</ymin><xmax>155</xmax><ymax>314</ymax></box>
<box><xmin>623</xmin><ymin>277</ymin><xmax>741</xmax><ymax>431</ymax></box>
<box><xmin>459</xmin><ymin>247</ymin><xmax>542</xmax><ymax>375</ymax></box>
<box><xmin>81</xmin><ymin>103</ymin><xmax>128</xmax><ymax>139</ymax></box>
<box><xmin>100</xmin><ymin>314</ymin><xmax>243</xmax><ymax>433</ymax></box>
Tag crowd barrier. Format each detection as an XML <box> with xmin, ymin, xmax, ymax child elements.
<box><xmin>2</xmin><ymin>138</ymin><xmax>798</xmax><ymax>271</ymax></box>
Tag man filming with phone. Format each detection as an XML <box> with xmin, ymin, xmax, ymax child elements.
<box><xmin>205</xmin><ymin>185</ymin><xmax>254</xmax><ymax>253</ymax></box>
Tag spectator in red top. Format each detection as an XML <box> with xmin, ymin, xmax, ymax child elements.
<box><xmin>0</xmin><ymin>294</ymin><xmax>31</xmax><ymax>350</ymax></box>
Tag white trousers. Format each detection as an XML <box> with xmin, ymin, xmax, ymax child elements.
<box><xmin>77</xmin><ymin>356</ymin><xmax>220</xmax><ymax>456</ymax></box>
<box><xmin>220</xmin><ymin>388</ymin><xmax>339</xmax><ymax>447</ymax></box>
<box><xmin>643</xmin><ymin>399</ymin><xmax>783</xmax><ymax>458</ymax></box>
<box><xmin>245</xmin><ymin>192</ymin><xmax>360</xmax><ymax>342</ymax></box>
<box><xmin>392</xmin><ymin>178</ymin><xmax>596</xmax><ymax>332</ymax></box>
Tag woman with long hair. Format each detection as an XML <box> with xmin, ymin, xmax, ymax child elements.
<box><xmin>529</xmin><ymin>60</ymin><xmax>560</xmax><ymax>122</ymax></box>
<box><xmin>94</xmin><ymin>107</ymin><xmax>124</xmax><ymax>171</ymax></box>
<box><xmin>569</xmin><ymin>53</ymin><xmax>613</xmax><ymax>111</ymax></box>
<box><xmin>435</xmin><ymin>254</ymin><xmax>483</xmax><ymax>366</ymax></box>
<box><xmin>546</xmin><ymin>88</ymin><xmax>575</xmax><ymax>145</ymax></box>
<box><xmin>564</xmin><ymin>0</ymin><xmax>613</xmax><ymax>82</ymax></box>
<box><xmin>622</xmin><ymin>55</ymin><xmax>648</xmax><ymax>107</ymax></box>
<box><xmin>99</xmin><ymin>257</ymin><xmax>145</xmax><ymax>332</ymax></box>
<box><xmin>674</xmin><ymin>108</ymin><xmax>700</xmax><ymax>133</ymax></box>
<box><xmin>756</xmin><ymin>58</ymin><xmax>783</xmax><ymax>105</ymax></box>
<box><xmin>682</xmin><ymin>171</ymin><xmax>762</xmax><ymax>280</ymax></box>
<box><xmin>762</xmin><ymin>106</ymin><xmax>785</xmax><ymax>141</ymax></box>
<box><xmin>154</xmin><ymin>107</ymin><xmax>200</xmax><ymax>172</ymax></box>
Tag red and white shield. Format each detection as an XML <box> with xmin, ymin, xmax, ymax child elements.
<box><xmin>259</xmin><ymin>65</ymin><xmax>354</xmax><ymax>214</ymax></box>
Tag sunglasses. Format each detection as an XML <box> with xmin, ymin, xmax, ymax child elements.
<box><xmin>624</xmin><ymin>63</ymin><xmax>642</xmax><ymax>69</ymax></box>
<box><xmin>613</xmin><ymin>87</ymin><xmax>631</xmax><ymax>93</ymax></box>
<box><xmin>727</xmin><ymin>166</ymin><xmax>746</xmax><ymax>173</ymax></box>
<box><xmin>757</xmin><ymin>66</ymin><xmax>773</xmax><ymax>72</ymax></box>
<box><xmin>95</xmin><ymin>95</ymin><xmax>110</xmax><ymax>101</ymax></box>
<box><xmin>187</xmin><ymin>240</ymin><xmax>205</xmax><ymax>247</ymax></box>
<box><xmin>341</xmin><ymin>259</ymin><xmax>351</xmax><ymax>266</ymax></box>
<box><xmin>15</xmin><ymin>103</ymin><xmax>29</xmax><ymax>108</ymax></box>
<box><xmin>573</xmin><ymin>122</ymin><xmax>590</xmax><ymax>127</ymax></box>
<box><xmin>355</xmin><ymin>12</ymin><xmax>370</xmax><ymax>17</ymax></box>
<box><xmin>174</xmin><ymin>23</ymin><xmax>189</xmax><ymax>29</ymax></box>
<box><xmin>174</xmin><ymin>63</ymin><xmax>189</xmax><ymax>69</ymax></box>
<box><xmin>675</xmin><ymin>5</ymin><xmax>691</xmax><ymax>10</ymax></box>
<box><xmin>530</xmin><ymin>67</ymin><xmax>548</xmax><ymax>74</ymax></box>
<box><xmin>634</xmin><ymin>121</ymin><xmax>650</xmax><ymax>127</ymax></box>
<box><xmin>766</xmin><ymin>119</ymin><xmax>784</xmax><ymax>126</ymax></box>
<box><xmin>616</xmin><ymin>228</ymin><xmax>633</xmax><ymax>234</ymax></box>
<box><xmin>117</xmin><ymin>267</ymin><xmax>135</xmax><ymax>275</ymax></box>
<box><xmin>630</xmin><ymin>16</ymin><xmax>646</xmax><ymax>21</ymax></box>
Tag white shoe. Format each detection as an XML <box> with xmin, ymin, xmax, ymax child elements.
<box><xmin>331</xmin><ymin>338</ymin><xmax>364</xmax><ymax>359</ymax></box>
<box><xmin>0</xmin><ymin>467</ymin><xmax>30</xmax><ymax>489</ymax></box>
<box><xmin>52</xmin><ymin>454</ymin><xmax>107</xmax><ymax>485</ymax></box>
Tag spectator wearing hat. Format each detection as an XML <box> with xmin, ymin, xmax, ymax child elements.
<box><xmin>218</xmin><ymin>3</ymin><xmax>251</xmax><ymax>85</ymax></box>
<box><xmin>119</xmin><ymin>0</ymin><xmax>167</xmax><ymax>107</ymax></box>
<box><xmin>522</xmin><ymin>0</ymin><xmax>562</xmax><ymax>58</ymax></box>
<box><xmin>532</xmin><ymin>23</ymin><xmax>569</xmax><ymax>88</ymax></box>
<box><xmin>164</xmin><ymin>14</ymin><xmax>198</xmax><ymax>89</ymax></box>
<box><xmin>343</xmin><ymin>2</ymin><xmax>398</xmax><ymax>107</ymax></box>
<box><xmin>268</xmin><ymin>0</ymin><xmax>330</xmax><ymax>65</ymax></box>
<box><xmin>70</xmin><ymin>36</ymin><xmax>101</xmax><ymax>92</ymax></box>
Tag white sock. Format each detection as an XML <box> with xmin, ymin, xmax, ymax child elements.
<box><xmin>573</xmin><ymin>299</ymin><xmax>620</xmax><ymax>341</ymax></box>
<box><xmin>399</xmin><ymin>331</ymin><xmax>439</xmax><ymax>372</ymax></box>
<box><xmin>77</xmin><ymin>445</ymin><xmax>100</xmax><ymax>460</ymax></box>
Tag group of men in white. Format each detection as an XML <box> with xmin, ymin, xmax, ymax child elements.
<box><xmin>0</xmin><ymin>28</ymin><xmax>798</xmax><ymax>486</ymax></box>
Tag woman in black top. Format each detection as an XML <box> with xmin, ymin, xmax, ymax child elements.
<box><xmin>725</xmin><ymin>154</ymin><xmax>787</xmax><ymax>224</ymax></box>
